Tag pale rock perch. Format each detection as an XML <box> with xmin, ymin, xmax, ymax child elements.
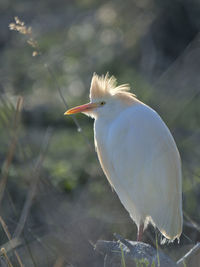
<box><xmin>65</xmin><ymin>73</ymin><xmax>183</xmax><ymax>242</ymax></box>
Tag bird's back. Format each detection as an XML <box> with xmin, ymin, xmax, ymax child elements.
<box><xmin>94</xmin><ymin>103</ymin><xmax>182</xmax><ymax>241</ymax></box>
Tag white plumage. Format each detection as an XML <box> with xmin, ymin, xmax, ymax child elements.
<box><xmin>65</xmin><ymin>73</ymin><xmax>183</xmax><ymax>242</ymax></box>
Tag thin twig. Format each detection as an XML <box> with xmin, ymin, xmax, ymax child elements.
<box><xmin>177</xmin><ymin>242</ymin><xmax>200</xmax><ymax>266</ymax></box>
<box><xmin>1</xmin><ymin>248</ymin><xmax>14</xmax><ymax>267</ymax></box>
<box><xmin>183</xmin><ymin>211</ymin><xmax>200</xmax><ymax>233</ymax></box>
<box><xmin>45</xmin><ymin>65</ymin><xmax>80</xmax><ymax>130</ymax></box>
<box><xmin>8</xmin><ymin>214</ymin><xmax>56</xmax><ymax>267</ymax></box>
<box><xmin>0</xmin><ymin>217</ymin><xmax>24</xmax><ymax>267</ymax></box>
<box><xmin>45</xmin><ymin>64</ymin><xmax>93</xmax><ymax>151</ymax></box>
<box><xmin>22</xmin><ymin>233</ymin><xmax>38</xmax><ymax>267</ymax></box>
<box><xmin>13</xmin><ymin>127</ymin><xmax>52</xmax><ymax>238</ymax></box>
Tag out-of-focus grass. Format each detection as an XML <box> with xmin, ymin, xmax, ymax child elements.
<box><xmin>1</xmin><ymin>0</ymin><xmax>200</xmax><ymax>265</ymax></box>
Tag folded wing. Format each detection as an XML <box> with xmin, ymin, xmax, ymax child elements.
<box><xmin>105</xmin><ymin>104</ymin><xmax>182</xmax><ymax>240</ymax></box>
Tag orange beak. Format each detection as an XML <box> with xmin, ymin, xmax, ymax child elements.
<box><xmin>64</xmin><ymin>102</ymin><xmax>99</xmax><ymax>115</ymax></box>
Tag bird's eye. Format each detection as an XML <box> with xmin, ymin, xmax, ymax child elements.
<box><xmin>100</xmin><ymin>101</ymin><xmax>106</xmax><ymax>106</ymax></box>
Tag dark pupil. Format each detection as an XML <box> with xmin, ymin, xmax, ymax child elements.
<box><xmin>101</xmin><ymin>101</ymin><xmax>105</xmax><ymax>105</ymax></box>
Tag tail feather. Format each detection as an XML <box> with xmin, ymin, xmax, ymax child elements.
<box><xmin>150</xmin><ymin>199</ymin><xmax>183</xmax><ymax>241</ymax></box>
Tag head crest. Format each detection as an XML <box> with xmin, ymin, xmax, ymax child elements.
<box><xmin>89</xmin><ymin>73</ymin><xmax>136</xmax><ymax>100</ymax></box>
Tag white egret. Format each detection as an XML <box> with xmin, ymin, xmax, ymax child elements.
<box><xmin>64</xmin><ymin>73</ymin><xmax>183</xmax><ymax>242</ymax></box>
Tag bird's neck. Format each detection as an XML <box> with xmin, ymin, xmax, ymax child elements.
<box><xmin>94</xmin><ymin>104</ymin><xmax>128</xmax><ymax>150</ymax></box>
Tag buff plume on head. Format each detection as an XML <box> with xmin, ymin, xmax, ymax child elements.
<box><xmin>89</xmin><ymin>73</ymin><xmax>136</xmax><ymax>102</ymax></box>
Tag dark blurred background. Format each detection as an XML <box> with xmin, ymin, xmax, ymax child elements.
<box><xmin>1</xmin><ymin>0</ymin><xmax>200</xmax><ymax>266</ymax></box>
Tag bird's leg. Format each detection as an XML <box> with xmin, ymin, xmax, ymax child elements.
<box><xmin>137</xmin><ymin>223</ymin><xmax>144</xmax><ymax>242</ymax></box>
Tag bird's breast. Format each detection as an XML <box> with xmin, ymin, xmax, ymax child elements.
<box><xmin>94</xmin><ymin>119</ymin><xmax>115</xmax><ymax>187</ymax></box>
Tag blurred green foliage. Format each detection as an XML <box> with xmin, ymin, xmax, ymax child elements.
<box><xmin>1</xmin><ymin>0</ymin><xmax>200</xmax><ymax>266</ymax></box>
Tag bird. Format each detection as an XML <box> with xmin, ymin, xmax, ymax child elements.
<box><xmin>64</xmin><ymin>73</ymin><xmax>183</xmax><ymax>243</ymax></box>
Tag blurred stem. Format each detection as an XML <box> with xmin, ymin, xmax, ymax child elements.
<box><xmin>22</xmin><ymin>233</ymin><xmax>38</xmax><ymax>267</ymax></box>
<box><xmin>13</xmin><ymin>127</ymin><xmax>52</xmax><ymax>239</ymax></box>
<box><xmin>0</xmin><ymin>96</ymin><xmax>23</xmax><ymax>206</ymax></box>
<box><xmin>155</xmin><ymin>233</ymin><xmax>160</xmax><ymax>267</ymax></box>
<box><xmin>0</xmin><ymin>248</ymin><xmax>14</xmax><ymax>267</ymax></box>
<box><xmin>120</xmin><ymin>243</ymin><xmax>126</xmax><ymax>267</ymax></box>
<box><xmin>0</xmin><ymin>217</ymin><xmax>24</xmax><ymax>267</ymax></box>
